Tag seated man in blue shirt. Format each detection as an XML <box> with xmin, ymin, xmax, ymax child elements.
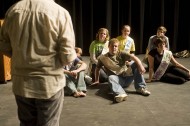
<box><xmin>64</xmin><ymin>57</ymin><xmax>87</xmax><ymax>97</ymax></box>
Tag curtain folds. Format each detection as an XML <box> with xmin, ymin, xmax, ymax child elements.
<box><xmin>1</xmin><ymin>0</ymin><xmax>190</xmax><ymax>55</ymax></box>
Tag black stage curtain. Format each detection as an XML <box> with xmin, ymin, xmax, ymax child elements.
<box><xmin>1</xmin><ymin>0</ymin><xmax>190</xmax><ymax>56</ymax></box>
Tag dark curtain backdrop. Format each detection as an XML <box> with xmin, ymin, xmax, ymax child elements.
<box><xmin>1</xmin><ymin>0</ymin><xmax>190</xmax><ymax>56</ymax></box>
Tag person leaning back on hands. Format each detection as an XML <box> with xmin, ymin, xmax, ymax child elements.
<box><xmin>146</xmin><ymin>36</ymin><xmax>190</xmax><ymax>84</ymax></box>
<box><xmin>0</xmin><ymin>0</ymin><xmax>77</xmax><ymax>126</ymax></box>
<box><xmin>91</xmin><ymin>38</ymin><xmax>150</xmax><ymax>103</ymax></box>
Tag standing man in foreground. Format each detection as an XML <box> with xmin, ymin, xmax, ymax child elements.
<box><xmin>92</xmin><ymin>38</ymin><xmax>150</xmax><ymax>103</ymax></box>
<box><xmin>0</xmin><ymin>0</ymin><xmax>76</xmax><ymax>126</ymax></box>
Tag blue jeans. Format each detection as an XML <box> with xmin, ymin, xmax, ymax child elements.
<box><xmin>108</xmin><ymin>62</ymin><xmax>147</xmax><ymax>96</ymax></box>
<box><xmin>65</xmin><ymin>70</ymin><xmax>87</xmax><ymax>95</ymax></box>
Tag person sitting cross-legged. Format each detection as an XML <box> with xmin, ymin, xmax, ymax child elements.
<box><xmin>64</xmin><ymin>57</ymin><xmax>87</xmax><ymax>97</ymax></box>
<box><xmin>91</xmin><ymin>38</ymin><xmax>151</xmax><ymax>103</ymax></box>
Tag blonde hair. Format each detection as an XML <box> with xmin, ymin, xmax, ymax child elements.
<box><xmin>108</xmin><ymin>38</ymin><xmax>120</xmax><ymax>47</ymax></box>
<box><xmin>96</xmin><ymin>28</ymin><xmax>110</xmax><ymax>42</ymax></box>
<box><xmin>157</xmin><ymin>26</ymin><xmax>167</xmax><ymax>34</ymax></box>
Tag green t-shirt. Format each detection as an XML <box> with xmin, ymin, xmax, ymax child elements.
<box><xmin>89</xmin><ymin>40</ymin><xmax>105</xmax><ymax>58</ymax></box>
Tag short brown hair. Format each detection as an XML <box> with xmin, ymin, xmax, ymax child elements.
<box><xmin>154</xmin><ymin>36</ymin><xmax>167</xmax><ymax>47</ymax></box>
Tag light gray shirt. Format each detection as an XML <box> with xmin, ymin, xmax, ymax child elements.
<box><xmin>0</xmin><ymin>0</ymin><xmax>77</xmax><ymax>99</ymax></box>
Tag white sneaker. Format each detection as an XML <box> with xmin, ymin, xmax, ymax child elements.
<box><xmin>85</xmin><ymin>75</ymin><xmax>92</xmax><ymax>84</ymax></box>
<box><xmin>136</xmin><ymin>87</ymin><xmax>151</xmax><ymax>96</ymax></box>
<box><xmin>114</xmin><ymin>94</ymin><xmax>128</xmax><ymax>103</ymax></box>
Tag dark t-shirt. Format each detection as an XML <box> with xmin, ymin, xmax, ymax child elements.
<box><xmin>149</xmin><ymin>49</ymin><xmax>172</xmax><ymax>72</ymax></box>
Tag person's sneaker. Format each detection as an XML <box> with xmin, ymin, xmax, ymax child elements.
<box><xmin>114</xmin><ymin>94</ymin><xmax>128</xmax><ymax>103</ymax></box>
<box><xmin>136</xmin><ymin>87</ymin><xmax>151</xmax><ymax>96</ymax></box>
<box><xmin>84</xmin><ymin>75</ymin><xmax>92</xmax><ymax>85</ymax></box>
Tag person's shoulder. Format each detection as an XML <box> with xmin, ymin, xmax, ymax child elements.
<box><xmin>149</xmin><ymin>35</ymin><xmax>156</xmax><ymax>39</ymax></box>
<box><xmin>75</xmin><ymin>57</ymin><xmax>86</xmax><ymax>65</ymax></box>
<box><xmin>90</xmin><ymin>40</ymin><xmax>97</xmax><ymax>45</ymax></box>
<box><xmin>163</xmin><ymin>36</ymin><xmax>169</xmax><ymax>40</ymax></box>
<box><xmin>116</xmin><ymin>36</ymin><xmax>122</xmax><ymax>40</ymax></box>
<box><xmin>74</xmin><ymin>57</ymin><xmax>81</xmax><ymax>62</ymax></box>
<box><xmin>127</xmin><ymin>36</ymin><xmax>134</xmax><ymax>40</ymax></box>
<box><xmin>127</xmin><ymin>36</ymin><xmax>134</xmax><ymax>42</ymax></box>
<box><xmin>99</xmin><ymin>52</ymin><xmax>109</xmax><ymax>59</ymax></box>
<box><xmin>42</xmin><ymin>1</ymin><xmax>71</xmax><ymax>17</ymax></box>
<box><xmin>164</xmin><ymin>35</ymin><xmax>169</xmax><ymax>38</ymax></box>
<box><xmin>165</xmin><ymin>50</ymin><xmax>172</xmax><ymax>54</ymax></box>
<box><xmin>92</xmin><ymin>40</ymin><xmax>98</xmax><ymax>43</ymax></box>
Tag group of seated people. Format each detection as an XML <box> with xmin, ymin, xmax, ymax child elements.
<box><xmin>63</xmin><ymin>25</ymin><xmax>190</xmax><ymax>103</ymax></box>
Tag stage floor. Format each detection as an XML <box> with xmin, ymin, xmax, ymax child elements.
<box><xmin>0</xmin><ymin>54</ymin><xmax>190</xmax><ymax>126</ymax></box>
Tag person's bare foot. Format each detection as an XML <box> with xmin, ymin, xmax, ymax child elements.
<box><xmin>79</xmin><ymin>91</ymin><xmax>86</xmax><ymax>97</ymax></box>
<box><xmin>73</xmin><ymin>91</ymin><xmax>80</xmax><ymax>98</ymax></box>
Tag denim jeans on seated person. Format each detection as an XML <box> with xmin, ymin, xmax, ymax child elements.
<box><xmin>108</xmin><ymin>62</ymin><xmax>147</xmax><ymax>96</ymax></box>
<box><xmin>65</xmin><ymin>71</ymin><xmax>87</xmax><ymax>95</ymax></box>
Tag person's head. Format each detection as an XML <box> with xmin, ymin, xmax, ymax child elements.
<box><xmin>156</xmin><ymin>26</ymin><xmax>167</xmax><ymax>37</ymax></box>
<box><xmin>108</xmin><ymin>38</ymin><xmax>120</xmax><ymax>55</ymax></box>
<box><xmin>121</xmin><ymin>25</ymin><xmax>131</xmax><ymax>38</ymax></box>
<box><xmin>75</xmin><ymin>47</ymin><xmax>82</xmax><ymax>57</ymax></box>
<box><xmin>154</xmin><ymin>36</ymin><xmax>167</xmax><ymax>50</ymax></box>
<box><xmin>96</xmin><ymin>28</ymin><xmax>110</xmax><ymax>42</ymax></box>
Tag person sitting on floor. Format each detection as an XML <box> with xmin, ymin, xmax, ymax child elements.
<box><xmin>116</xmin><ymin>25</ymin><xmax>135</xmax><ymax>54</ymax></box>
<box><xmin>146</xmin><ymin>36</ymin><xmax>190</xmax><ymax>84</ymax></box>
<box><xmin>143</xmin><ymin>26</ymin><xmax>170</xmax><ymax>66</ymax></box>
<box><xmin>75</xmin><ymin>47</ymin><xmax>83</xmax><ymax>60</ymax></box>
<box><xmin>64</xmin><ymin>57</ymin><xmax>87</xmax><ymax>97</ymax></box>
<box><xmin>75</xmin><ymin>46</ymin><xmax>92</xmax><ymax>85</ymax></box>
<box><xmin>88</xmin><ymin>28</ymin><xmax>109</xmax><ymax>83</ymax></box>
<box><xmin>91</xmin><ymin>38</ymin><xmax>151</xmax><ymax>103</ymax></box>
